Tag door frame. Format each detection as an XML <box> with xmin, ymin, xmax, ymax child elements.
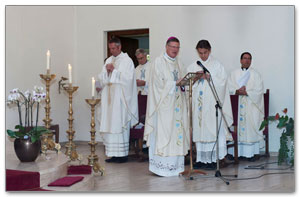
<box><xmin>106</xmin><ymin>29</ymin><xmax>149</xmax><ymax>58</ymax></box>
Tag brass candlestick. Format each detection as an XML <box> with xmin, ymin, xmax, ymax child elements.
<box><xmin>40</xmin><ymin>73</ymin><xmax>56</xmax><ymax>153</ymax></box>
<box><xmin>85</xmin><ymin>98</ymin><xmax>104</xmax><ymax>175</ymax></box>
<box><xmin>63</xmin><ymin>84</ymin><xmax>79</xmax><ymax>161</ymax></box>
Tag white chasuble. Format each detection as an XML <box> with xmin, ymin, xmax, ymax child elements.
<box><xmin>144</xmin><ymin>54</ymin><xmax>189</xmax><ymax>176</ymax></box>
<box><xmin>98</xmin><ymin>52</ymin><xmax>138</xmax><ymax>157</ymax></box>
<box><xmin>186</xmin><ymin>56</ymin><xmax>233</xmax><ymax>163</ymax></box>
<box><xmin>228</xmin><ymin>67</ymin><xmax>264</xmax><ymax>157</ymax></box>
<box><xmin>135</xmin><ymin>61</ymin><xmax>151</xmax><ymax>95</ymax></box>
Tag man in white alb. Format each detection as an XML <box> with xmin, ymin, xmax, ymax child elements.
<box><xmin>144</xmin><ymin>37</ymin><xmax>189</xmax><ymax>176</ymax></box>
<box><xmin>98</xmin><ymin>37</ymin><xmax>138</xmax><ymax>163</ymax></box>
<box><xmin>228</xmin><ymin>52</ymin><xmax>264</xmax><ymax>161</ymax></box>
<box><xmin>186</xmin><ymin>40</ymin><xmax>233</xmax><ymax>169</ymax></box>
<box><xmin>135</xmin><ymin>48</ymin><xmax>150</xmax><ymax>95</ymax></box>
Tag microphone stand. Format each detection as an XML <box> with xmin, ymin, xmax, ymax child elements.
<box><xmin>202</xmin><ymin>70</ymin><xmax>237</xmax><ymax>185</ymax></box>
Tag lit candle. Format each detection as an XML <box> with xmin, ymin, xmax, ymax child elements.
<box><xmin>92</xmin><ymin>77</ymin><xmax>95</xmax><ymax>98</ymax></box>
<box><xmin>68</xmin><ymin>64</ymin><xmax>72</xmax><ymax>84</ymax></box>
<box><xmin>46</xmin><ymin>50</ymin><xmax>50</xmax><ymax>72</ymax></box>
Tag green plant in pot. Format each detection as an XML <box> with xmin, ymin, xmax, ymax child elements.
<box><xmin>260</xmin><ymin>108</ymin><xmax>294</xmax><ymax>166</ymax></box>
<box><xmin>6</xmin><ymin>87</ymin><xmax>50</xmax><ymax>162</ymax></box>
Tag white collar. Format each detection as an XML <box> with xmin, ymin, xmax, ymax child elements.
<box><xmin>140</xmin><ymin>61</ymin><xmax>148</xmax><ymax>67</ymax></box>
<box><xmin>200</xmin><ymin>55</ymin><xmax>211</xmax><ymax>64</ymax></box>
<box><xmin>113</xmin><ymin>51</ymin><xmax>123</xmax><ymax>59</ymax></box>
<box><xmin>164</xmin><ymin>52</ymin><xmax>176</xmax><ymax>62</ymax></box>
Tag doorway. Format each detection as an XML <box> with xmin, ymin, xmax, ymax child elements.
<box><xmin>107</xmin><ymin>29</ymin><xmax>149</xmax><ymax>67</ymax></box>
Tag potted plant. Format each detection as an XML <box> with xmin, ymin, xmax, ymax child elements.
<box><xmin>260</xmin><ymin>108</ymin><xmax>294</xmax><ymax>166</ymax></box>
<box><xmin>6</xmin><ymin>86</ymin><xmax>50</xmax><ymax>162</ymax></box>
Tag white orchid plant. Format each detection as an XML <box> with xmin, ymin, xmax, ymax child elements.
<box><xmin>6</xmin><ymin>86</ymin><xmax>50</xmax><ymax>143</ymax></box>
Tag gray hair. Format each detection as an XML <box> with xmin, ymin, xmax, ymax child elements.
<box><xmin>135</xmin><ymin>48</ymin><xmax>147</xmax><ymax>56</ymax></box>
<box><xmin>109</xmin><ymin>37</ymin><xmax>121</xmax><ymax>46</ymax></box>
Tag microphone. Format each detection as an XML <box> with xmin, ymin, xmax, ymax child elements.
<box><xmin>196</xmin><ymin>61</ymin><xmax>210</xmax><ymax>73</ymax></box>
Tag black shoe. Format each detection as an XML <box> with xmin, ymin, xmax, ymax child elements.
<box><xmin>193</xmin><ymin>162</ymin><xmax>207</xmax><ymax>169</ymax></box>
<box><xmin>254</xmin><ymin>154</ymin><xmax>261</xmax><ymax>161</ymax></box>
<box><xmin>239</xmin><ymin>156</ymin><xmax>248</xmax><ymax>161</ymax></box>
<box><xmin>248</xmin><ymin>155</ymin><xmax>260</xmax><ymax>162</ymax></box>
<box><xmin>105</xmin><ymin>157</ymin><xmax>118</xmax><ymax>163</ymax></box>
<box><xmin>117</xmin><ymin>156</ymin><xmax>128</xmax><ymax>163</ymax></box>
<box><xmin>142</xmin><ymin>147</ymin><xmax>149</xmax><ymax>154</ymax></box>
<box><xmin>225</xmin><ymin>154</ymin><xmax>234</xmax><ymax>161</ymax></box>
<box><xmin>205</xmin><ymin>162</ymin><xmax>217</xmax><ymax>170</ymax></box>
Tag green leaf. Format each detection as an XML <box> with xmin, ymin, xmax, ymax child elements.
<box><xmin>268</xmin><ymin>116</ymin><xmax>276</xmax><ymax>121</ymax></box>
<box><xmin>41</xmin><ymin>129</ymin><xmax>51</xmax><ymax>134</ymax></box>
<box><xmin>15</xmin><ymin>125</ymin><xmax>25</xmax><ymax>132</ymax></box>
<box><xmin>34</xmin><ymin>126</ymin><xmax>47</xmax><ymax>132</ymax></box>
<box><xmin>31</xmin><ymin>136</ymin><xmax>37</xmax><ymax>143</ymax></box>
<box><xmin>14</xmin><ymin>132</ymin><xmax>25</xmax><ymax>138</ymax></box>
<box><xmin>7</xmin><ymin>130</ymin><xmax>17</xmax><ymax>138</ymax></box>
<box><xmin>259</xmin><ymin>119</ymin><xmax>268</xmax><ymax>130</ymax></box>
<box><xmin>289</xmin><ymin>118</ymin><xmax>294</xmax><ymax>125</ymax></box>
<box><xmin>286</xmin><ymin>122</ymin><xmax>293</xmax><ymax>135</ymax></box>
<box><xmin>284</xmin><ymin>115</ymin><xmax>288</xmax><ymax>122</ymax></box>
<box><xmin>285</xmin><ymin>118</ymin><xmax>294</xmax><ymax>136</ymax></box>
<box><xmin>278</xmin><ymin>117</ymin><xmax>288</xmax><ymax>128</ymax></box>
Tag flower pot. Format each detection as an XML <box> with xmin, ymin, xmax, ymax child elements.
<box><xmin>14</xmin><ymin>138</ymin><xmax>41</xmax><ymax>162</ymax></box>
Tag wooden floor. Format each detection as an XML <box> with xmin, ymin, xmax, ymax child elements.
<box><xmin>68</xmin><ymin>142</ymin><xmax>295</xmax><ymax>192</ymax></box>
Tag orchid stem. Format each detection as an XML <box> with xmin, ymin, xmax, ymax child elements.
<box><xmin>25</xmin><ymin>101</ymin><xmax>27</xmax><ymax>127</ymax></box>
<box><xmin>17</xmin><ymin>101</ymin><xmax>22</xmax><ymax>127</ymax></box>
<box><xmin>31</xmin><ymin>101</ymin><xmax>33</xmax><ymax>127</ymax></box>
<box><xmin>36</xmin><ymin>102</ymin><xmax>39</xmax><ymax>129</ymax></box>
<box><xmin>27</xmin><ymin>102</ymin><xmax>29</xmax><ymax>127</ymax></box>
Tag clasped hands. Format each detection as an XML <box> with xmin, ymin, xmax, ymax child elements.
<box><xmin>194</xmin><ymin>71</ymin><xmax>211</xmax><ymax>81</ymax></box>
<box><xmin>106</xmin><ymin>63</ymin><xmax>115</xmax><ymax>73</ymax></box>
<box><xmin>236</xmin><ymin>86</ymin><xmax>247</xmax><ymax>95</ymax></box>
<box><xmin>136</xmin><ymin>79</ymin><xmax>146</xmax><ymax>86</ymax></box>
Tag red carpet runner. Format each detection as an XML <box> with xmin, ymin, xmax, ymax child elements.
<box><xmin>6</xmin><ymin>169</ymin><xmax>40</xmax><ymax>191</ymax></box>
<box><xmin>47</xmin><ymin>165</ymin><xmax>92</xmax><ymax>187</ymax></box>
<box><xmin>67</xmin><ymin>165</ymin><xmax>92</xmax><ymax>175</ymax></box>
<box><xmin>6</xmin><ymin>165</ymin><xmax>92</xmax><ymax>191</ymax></box>
<box><xmin>48</xmin><ymin>176</ymin><xmax>84</xmax><ymax>187</ymax></box>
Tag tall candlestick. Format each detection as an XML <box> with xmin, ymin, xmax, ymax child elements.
<box><xmin>85</xmin><ymin>98</ymin><xmax>104</xmax><ymax>175</ymax></box>
<box><xmin>47</xmin><ymin>50</ymin><xmax>50</xmax><ymax>72</ymax></box>
<box><xmin>40</xmin><ymin>72</ymin><xmax>56</xmax><ymax>154</ymax></box>
<box><xmin>68</xmin><ymin>64</ymin><xmax>72</xmax><ymax>84</ymax></box>
<box><xmin>63</xmin><ymin>85</ymin><xmax>79</xmax><ymax>161</ymax></box>
<box><xmin>92</xmin><ymin>77</ymin><xmax>95</xmax><ymax>98</ymax></box>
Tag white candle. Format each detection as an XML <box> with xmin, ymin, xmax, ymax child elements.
<box><xmin>68</xmin><ymin>64</ymin><xmax>72</xmax><ymax>84</ymax></box>
<box><xmin>92</xmin><ymin>77</ymin><xmax>95</xmax><ymax>98</ymax></box>
<box><xmin>46</xmin><ymin>50</ymin><xmax>50</xmax><ymax>71</ymax></box>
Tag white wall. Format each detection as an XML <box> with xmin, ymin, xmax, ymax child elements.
<box><xmin>6</xmin><ymin>6</ymin><xmax>294</xmax><ymax>153</ymax></box>
<box><xmin>6</xmin><ymin>6</ymin><xmax>75</xmax><ymax>143</ymax></box>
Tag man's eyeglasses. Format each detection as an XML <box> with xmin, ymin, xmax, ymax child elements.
<box><xmin>167</xmin><ymin>45</ymin><xmax>180</xmax><ymax>49</ymax></box>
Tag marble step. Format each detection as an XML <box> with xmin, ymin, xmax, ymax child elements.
<box><xmin>6</xmin><ymin>151</ymin><xmax>69</xmax><ymax>187</ymax></box>
<box><xmin>42</xmin><ymin>174</ymin><xmax>95</xmax><ymax>191</ymax></box>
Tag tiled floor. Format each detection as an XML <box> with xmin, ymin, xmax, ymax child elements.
<box><xmin>72</xmin><ymin>142</ymin><xmax>295</xmax><ymax>192</ymax></box>
<box><xmin>6</xmin><ymin>140</ymin><xmax>295</xmax><ymax>192</ymax></box>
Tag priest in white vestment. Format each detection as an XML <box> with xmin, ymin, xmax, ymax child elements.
<box><xmin>186</xmin><ymin>40</ymin><xmax>233</xmax><ymax>169</ymax></box>
<box><xmin>98</xmin><ymin>37</ymin><xmax>138</xmax><ymax>163</ymax></box>
<box><xmin>144</xmin><ymin>37</ymin><xmax>189</xmax><ymax>176</ymax></box>
<box><xmin>135</xmin><ymin>48</ymin><xmax>150</xmax><ymax>95</ymax></box>
<box><xmin>228</xmin><ymin>52</ymin><xmax>264</xmax><ymax>161</ymax></box>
